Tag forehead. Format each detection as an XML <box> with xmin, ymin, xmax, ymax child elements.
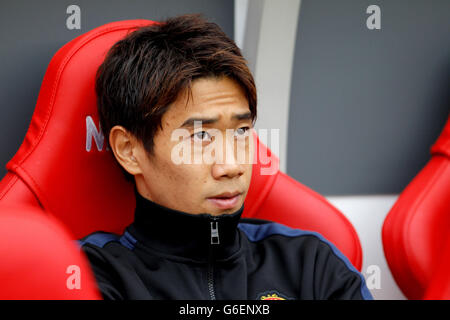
<box><xmin>163</xmin><ymin>76</ymin><xmax>250</xmax><ymax>125</ymax></box>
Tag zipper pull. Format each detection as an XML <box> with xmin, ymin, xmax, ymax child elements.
<box><xmin>210</xmin><ymin>219</ymin><xmax>220</xmax><ymax>245</ymax></box>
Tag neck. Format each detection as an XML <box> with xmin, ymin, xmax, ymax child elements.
<box><xmin>127</xmin><ymin>190</ymin><xmax>244</xmax><ymax>262</ymax></box>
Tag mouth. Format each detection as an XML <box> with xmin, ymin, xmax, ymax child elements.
<box><xmin>207</xmin><ymin>191</ymin><xmax>242</xmax><ymax>210</ymax></box>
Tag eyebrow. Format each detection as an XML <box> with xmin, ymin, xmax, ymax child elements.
<box><xmin>180</xmin><ymin>111</ymin><xmax>253</xmax><ymax>128</ymax></box>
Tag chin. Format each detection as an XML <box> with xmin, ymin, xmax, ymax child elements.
<box><xmin>207</xmin><ymin>204</ymin><xmax>242</xmax><ymax>216</ymax></box>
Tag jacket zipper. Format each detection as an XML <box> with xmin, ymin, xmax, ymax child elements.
<box><xmin>208</xmin><ymin>217</ymin><xmax>220</xmax><ymax>300</ymax></box>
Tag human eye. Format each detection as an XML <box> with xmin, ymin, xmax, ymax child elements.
<box><xmin>234</xmin><ymin>126</ymin><xmax>251</xmax><ymax>137</ymax></box>
<box><xmin>191</xmin><ymin>130</ymin><xmax>212</xmax><ymax>142</ymax></box>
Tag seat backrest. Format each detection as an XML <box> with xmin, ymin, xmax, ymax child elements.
<box><xmin>0</xmin><ymin>204</ymin><xmax>101</xmax><ymax>299</ymax></box>
<box><xmin>0</xmin><ymin>20</ymin><xmax>362</xmax><ymax>270</ymax></box>
<box><xmin>382</xmin><ymin>115</ymin><xmax>450</xmax><ymax>299</ymax></box>
<box><xmin>423</xmin><ymin>234</ymin><xmax>450</xmax><ymax>300</ymax></box>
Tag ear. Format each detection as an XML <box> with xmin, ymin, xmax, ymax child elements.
<box><xmin>109</xmin><ymin>125</ymin><xmax>142</xmax><ymax>176</ymax></box>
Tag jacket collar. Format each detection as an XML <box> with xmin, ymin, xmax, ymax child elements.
<box><xmin>127</xmin><ymin>190</ymin><xmax>244</xmax><ymax>262</ymax></box>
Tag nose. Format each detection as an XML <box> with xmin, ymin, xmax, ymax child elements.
<box><xmin>211</xmin><ymin>162</ymin><xmax>245</xmax><ymax>179</ymax></box>
<box><xmin>211</xmin><ymin>136</ymin><xmax>246</xmax><ymax>180</ymax></box>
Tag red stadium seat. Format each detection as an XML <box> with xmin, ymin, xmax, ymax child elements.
<box><xmin>245</xmin><ymin>137</ymin><xmax>362</xmax><ymax>269</ymax></box>
<box><xmin>0</xmin><ymin>204</ymin><xmax>101</xmax><ymax>299</ymax></box>
<box><xmin>382</xmin><ymin>115</ymin><xmax>450</xmax><ymax>300</ymax></box>
<box><xmin>0</xmin><ymin>20</ymin><xmax>363</xmax><ymax>299</ymax></box>
<box><xmin>423</xmin><ymin>235</ymin><xmax>450</xmax><ymax>300</ymax></box>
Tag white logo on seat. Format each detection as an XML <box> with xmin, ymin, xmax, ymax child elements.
<box><xmin>85</xmin><ymin>116</ymin><xmax>105</xmax><ymax>152</ymax></box>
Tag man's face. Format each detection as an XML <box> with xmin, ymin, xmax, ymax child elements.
<box><xmin>134</xmin><ymin>76</ymin><xmax>254</xmax><ymax>215</ymax></box>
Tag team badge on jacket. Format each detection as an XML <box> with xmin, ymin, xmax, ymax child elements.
<box><xmin>258</xmin><ymin>291</ymin><xmax>290</xmax><ymax>300</ymax></box>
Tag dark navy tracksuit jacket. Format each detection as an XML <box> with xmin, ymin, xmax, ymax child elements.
<box><xmin>80</xmin><ymin>192</ymin><xmax>373</xmax><ymax>300</ymax></box>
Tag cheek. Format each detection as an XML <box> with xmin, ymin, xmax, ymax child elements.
<box><xmin>161</xmin><ymin>139</ymin><xmax>210</xmax><ymax>184</ymax></box>
<box><xmin>178</xmin><ymin>164</ymin><xmax>210</xmax><ymax>185</ymax></box>
<box><xmin>160</xmin><ymin>160</ymin><xmax>210</xmax><ymax>192</ymax></box>
<box><xmin>244</xmin><ymin>164</ymin><xmax>253</xmax><ymax>184</ymax></box>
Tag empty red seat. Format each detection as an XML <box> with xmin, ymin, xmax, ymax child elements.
<box><xmin>0</xmin><ymin>204</ymin><xmax>101</xmax><ymax>299</ymax></box>
<box><xmin>382</xmin><ymin>115</ymin><xmax>450</xmax><ymax>299</ymax></box>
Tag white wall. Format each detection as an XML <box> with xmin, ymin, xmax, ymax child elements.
<box><xmin>240</xmin><ymin>0</ymin><xmax>301</xmax><ymax>174</ymax></box>
<box><xmin>234</xmin><ymin>0</ymin><xmax>248</xmax><ymax>50</ymax></box>
<box><xmin>326</xmin><ymin>195</ymin><xmax>406</xmax><ymax>300</ymax></box>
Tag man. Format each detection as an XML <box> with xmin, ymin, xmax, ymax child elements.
<box><xmin>80</xmin><ymin>14</ymin><xmax>373</xmax><ymax>300</ymax></box>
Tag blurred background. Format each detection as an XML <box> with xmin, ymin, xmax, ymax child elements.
<box><xmin>0</xmin><ymin>0</ymin><xmax>449</xmax><ymax>299</ymax></box>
